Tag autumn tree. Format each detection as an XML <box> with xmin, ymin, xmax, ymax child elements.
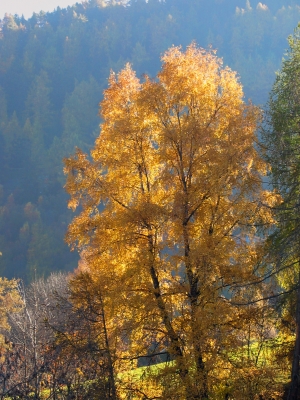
<box><xmin>263</xmin><ymin>24</ymin><xmax>300</xmax><ymax>400</ymax></box>
<box><xmin>0</xmin><ymin>271</ymin><xmax>118</xmax><ymax>399</ymax></box>
<box><xmin>65</xmin><ymin>44</ymin><xmax>279</xmax><ymax>399</ymax></box>
<box><xmin>0</xmin><ymin>277</ymin><xmax>22</xmax><ymax>398</ymax></box>
<box><xmin>4</xmin><ymin>273</ymin><xmax>69</xmax><ymax>399</ymax></box>
<box><xmin>46</xmin><ymin>270</ymin><xmax>118</xmax><ymax>400</ymax></box>
<box><xmin>0</xmin><ymin>278</ymin><xmax>21</xmax><ymax>339</ymax></box>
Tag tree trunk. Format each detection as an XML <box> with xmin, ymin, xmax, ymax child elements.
<box><xmin>183</xmin><ymin>223</ymin><xmax>208</xmax><ymax>400</ymax></box>
<box><xmin>99</xmin><ymin>292</ymin><xmax>117</xmax><ymax>400</ymax></box>
<box><xmin>147</xmin><ymin>233</ymin><xmax>192</xmax><ymax>394</ymax></box>
<box><xmin>288</xmin><ymin>270</ymin><xmax>300</xmax><ymax>400</ymax></box>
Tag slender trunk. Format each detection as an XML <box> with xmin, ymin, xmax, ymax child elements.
<box><xmin>99</xmin><ymin>292</ymin><xmax>117</xmax><ymax>400</ymax></box>
<box><xmin>183</xmin><ymin>224</ymin><xmax>208</xmax><ymax>400</ymax></box>
<box><xmin>288</xmin><ymin>270</ymin><xmax>300</xmax><ymax>400</ymax></box>
<box><xmin>33</xmin><ymin>318</ymin><xmax>39</xmax><ymax>399</ymax></box>
<box><xmin>147</xmin><ymin>233</ymin><xmax>190</xmax><ymax>387</ymax></box>
<box><xmin>177</xmin><ymin>144</ymin><xmax>209</xmax><ymax>399</ymax></box>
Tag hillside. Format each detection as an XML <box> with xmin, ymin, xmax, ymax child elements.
<box><xmin>0</xmin><ymin>0</ymin><xmax>299</xmax><ymax>279</ymax></box>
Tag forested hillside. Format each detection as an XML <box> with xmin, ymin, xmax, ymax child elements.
<box><xmin>0</xmin><ymin>0</ymin><xmax>300</xmax><ymax>279</ymax></box>
<box><xmin>0</xmin><ymin>39</ymin><xmax>286</xmax><ymax>400</ymax></box>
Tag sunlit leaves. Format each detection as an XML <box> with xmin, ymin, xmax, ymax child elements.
<box><xmin>65</xmin><ymin>43</ymin><xmax>279</xmax><ymax>399</ymax></box>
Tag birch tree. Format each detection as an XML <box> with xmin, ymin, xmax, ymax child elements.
<box><xmin>65</xmin><ymin>43</ymin><xmax>280</xmax><ymax>399</ymax></box>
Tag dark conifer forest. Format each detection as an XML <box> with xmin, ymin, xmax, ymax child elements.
<box><xmin>2</xmin><ymin>1</ymin><xmax>300</xmax><ymax>399</ymax></box>
<box><xmin>0</xmin><ymin>0</ymin><xmax>299</xmax><ymax>280</ymax></box>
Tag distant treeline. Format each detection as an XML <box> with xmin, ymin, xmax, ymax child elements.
<box><xmin>0</xmin><ymin>0</ymin><xmax>299</xmax><ymax>279</ymax></box>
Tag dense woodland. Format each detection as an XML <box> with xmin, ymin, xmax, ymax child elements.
<box><xmin>1</xmin><ymin>0</ymin><xmax>300</xmax><ymax>399</ymax></box>
<box><xmin>0</xmin><ymin>0</ymin><xmax>300</xmax><ymax>279</ymax></box>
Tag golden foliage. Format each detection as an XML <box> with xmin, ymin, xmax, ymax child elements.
<box><xmin>65</xmin><ymin>43</ymin><xmax>280</xmax><ymax>399</ymax></box>
<box><xmin>0</xmin><ymin>277</ymin><xmax>22</xmax><ymax>340</ymax></box>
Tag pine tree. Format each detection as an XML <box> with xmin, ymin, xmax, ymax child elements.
<box><xmin>263</xmin><ymin>24</ymin><xmax>300</xmax><ymax>400</ymax></box>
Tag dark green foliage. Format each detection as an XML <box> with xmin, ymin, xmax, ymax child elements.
<box><xmin>263</xmin><ymin>24</ymin><xmax>300</xmax><ymax>399</ymax></box>
<box><xmin>0</xmin><ymin>0</ymin><xmax>299</xmax><ymax>279</ymax></box>
<box><xmin>264</xmin><ymin>24</ymin><xmax>300</xmax><ymax>275</ymax></box>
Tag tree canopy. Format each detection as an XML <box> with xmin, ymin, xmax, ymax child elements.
<box><xmin>65</xmin><ymin>43</ymin><xmax>280</xmax><ymax>399</ymax></box>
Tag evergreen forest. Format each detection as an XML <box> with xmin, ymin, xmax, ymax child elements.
<box><xmin>0</xmin><ymin>0</ymin><xmax>300</xmax><ymax>280</ymax></box>
<box><xmin>1</xmin><ymin>0</ymin><xmax>300</xmax><ymax>398</ymax></box>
